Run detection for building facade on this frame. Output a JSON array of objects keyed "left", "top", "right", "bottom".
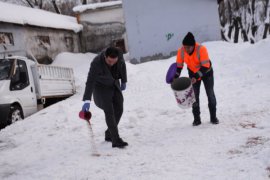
[
  {"left": 122, "top": 0, "right": 221, "bottom": 63},
  {"left": 0, "top": 2, "right": 82, "bottom": 64},
  {"left": 74, "top": 1, "right": 127, "bottom": 53}
]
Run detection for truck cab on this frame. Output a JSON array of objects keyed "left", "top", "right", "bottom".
[{"left": 0, "top": 56, "right": 38, "bottom": 128}]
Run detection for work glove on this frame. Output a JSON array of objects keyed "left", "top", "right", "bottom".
[
  {"left": 170, "top": 73, "right": 180, "bottom": 83},
  {"left": 120, "top": 82, "right": 126, "bottom": 91},
  {"left": 82, "top": 101, "right": 90, "bottom": 112},
  {"left": 174, "top": 73, "right": 180, "bottom": 79},
  {"left": 191, "top": 77, "right": 197, "bottom": 84}
]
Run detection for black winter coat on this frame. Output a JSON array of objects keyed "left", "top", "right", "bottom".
[{"left": 82, "top": 51, "right": 127, "bottom": 107}]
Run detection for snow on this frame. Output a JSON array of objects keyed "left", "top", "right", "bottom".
[
  {"left": 73, "top": 1, "right": 122, "bottom": 13},
  {"left": 0, "top": 39, "right": 270, "bottom": 179},
  {"left": 0, "top": 2, "right": 82, "bottom": 33}
]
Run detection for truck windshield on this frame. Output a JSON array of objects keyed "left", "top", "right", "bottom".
[{"left": 0, "top": 59, "right": 14, "bottom": 80}]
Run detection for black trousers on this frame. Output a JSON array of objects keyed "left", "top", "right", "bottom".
[
  {"left": 101, "top": 90, "right": 123, "bottom": 141},
  {"left": 190, "top": 70, "right": 217, "bottom": 120}
]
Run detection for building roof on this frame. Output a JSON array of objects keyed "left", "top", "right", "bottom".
[
  {"left": 0, "top": 2, "right": 82, "bottom": 33},
  {"left": 73, "top": 1, "right": 122, "bottom": 13}
]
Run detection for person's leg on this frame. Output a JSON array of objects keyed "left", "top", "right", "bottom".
[
  {"left": 104, "top": 91, "right": 127, "bottom": 148},
  {"left": 103, "top": 105, "right": 120, "bottom": 142},
  {"left": 192, "top": 80, "right": 202, "bottom": 126},
  {"left": 105, "top": 91, "right": 123, "bottom": 141},
  {"left": 202, "top": 72, "right": 219, "bottom": 124},
  {"left": 113, "top": 90, "right": 124, "bottom": 125}
]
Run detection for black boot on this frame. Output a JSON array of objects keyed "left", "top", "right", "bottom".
[
  {"left": 192, "top": 117, "right": 201, "bottom": 126},
  {"left": 209, "top": 106, "right": 219, "bottom": 124},
  {"left": 105, "top": 137, "right": 112, "bottom": 142},
  {"left": 105, "top": 130, "right": 112, "bottom": 142},
  {"left": 192, "top": 102, "right": 201, "bottom": 126},
  {"left": 210, "top": 117, "right": 219, "bottom": 124},
  {"left": 112, "top": 138, "right": 128, "bottom": 148}
]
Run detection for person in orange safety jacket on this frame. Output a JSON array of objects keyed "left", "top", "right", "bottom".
[{"left": 174, "top": 32, "right": 219, "bottom": 126}]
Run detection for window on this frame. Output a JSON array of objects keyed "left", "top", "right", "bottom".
[
  {"left": 37, "top": 36, "right": 50, "bottom": 49},
  {"left": 113, "top": 39, "right": 126, "bottom": 53},
  {"left": 10, "top": 60, "right": 29, "bottom": 91},
  {"left": 0, "top": 59, "right": 14, "bottom": 80},
  {"left": 0, "top": 32, "right": 14, "bottom": 45},
  {"left": 65, "top": 37, "right": 74, "bottom": 50}
]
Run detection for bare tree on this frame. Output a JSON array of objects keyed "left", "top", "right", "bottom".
[
  {"left": 51, "top": 0, "right": 61, "bottom": 14},
  {"left": 218, "top": 0, "right": 270, "bottom": 43},
  {"left": 24, "top": 0, "right": 34, "bottom": 7},
  {"left": 39, "top": 0, "right": 43, "bottom": 9},
  {"left": 23, "top": 0, "right": 45, "bottom": 9},
  {"left": 23, "top": 0, "right": 43, "bottom": 8},
  {"left": 263, "top": 0, "right": 270, "bottom": 38},
  {"left": 81, "top": 0, "right": 112, "bottom": 4}
]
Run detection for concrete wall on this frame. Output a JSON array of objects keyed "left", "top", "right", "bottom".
[
  {"left": 24, "top": 26, "right": 80, "bottom": 64},
  {"left": 0, "top": 24, "right": 26, "bottom": 57},
  {"left": 0, "top": 22, "right": 80, "bottom": 64},
  {"left": 79, "top": 8, "right": 125, "bottom": 23},
  {"left": 122, "top": 0, "right": 221, "bottom": 63},
  {"left": 78, "top": 5, "right": 127, "bottom": 53}
]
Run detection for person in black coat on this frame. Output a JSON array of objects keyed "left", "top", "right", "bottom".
[{"left": 82, "top": 47, "right": 128, "bottom": 148}]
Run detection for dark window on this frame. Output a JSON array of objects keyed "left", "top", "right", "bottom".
[
  {"left": 0, "top": 59, "right": 14, "bottom": 80},
  {"left": 113, "top": 39, "right": 126, "bottom": 53},
  {"left": 0, "top": 32, "right": 14, "bottom": 45},
  {"left": 65, "top": 37, "right": 74, "bottom": 50},
  {"left": 37, "top": 36, "right": 50, "bottom": 49},
  {"left": 10, "top": 60, "right": 29, "bottom": 91}
]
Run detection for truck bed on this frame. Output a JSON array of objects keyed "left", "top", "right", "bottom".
[{"left": 33, "top": 65, "right": 76, "bottom": 99}]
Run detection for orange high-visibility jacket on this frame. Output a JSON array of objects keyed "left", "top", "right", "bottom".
[{"left": 176, "top": 43, "right": 211, "bottom": 75}]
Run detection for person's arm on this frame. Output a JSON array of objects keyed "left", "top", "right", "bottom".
[
  {"left": 119, "top": 59, "right": 127, "bottom": 90},
  {"left": 117, "top": 49, "right": 127, "bottom": 84},
  {"left": 120, "top": 60, "right": 127, "bottom": 83},
  {"left": 175, "top": 48, "right": 184, "bottom": 78},
  {"left": 194, "top": 46, "right": 212, "bottom": 79},
  {"left": 82, "top": 60, "right": 98, "bottom": 101},
  {"left": 174, "top": 67, "right": 182, "bottom": 78},
  {"left": 194, "top": 63, "right": 211, "bottom": 79}
]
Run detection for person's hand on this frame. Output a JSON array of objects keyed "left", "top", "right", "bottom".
[
  {"left": 82, "top": 102, "right": 90, "bottom": 112},
  {"left": 174, "top": 73, "right": 180, "bottom": 79},
  {"left": 191, "top": 77, "right": 197, "bottom": 84},
  {"left": 120, "top": 83, "right": 126, "bottom": 91}
]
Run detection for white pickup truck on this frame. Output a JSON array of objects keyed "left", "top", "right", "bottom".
[{"left": 0, "top": 56, "right": 76, "bottom": 128}]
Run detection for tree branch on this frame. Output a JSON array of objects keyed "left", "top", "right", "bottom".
[
  {"left": 24, "top": 0, "right": 34, "bottom": 8},
  {"left": 52, "top": 0, "right": 61, "bottom": 14}
]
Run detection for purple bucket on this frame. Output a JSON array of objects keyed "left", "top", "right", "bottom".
[{"left": 166, "top": 62, "right": 177, "bottom": 84}]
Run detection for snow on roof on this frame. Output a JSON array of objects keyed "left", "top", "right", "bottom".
[
  {"left": 73, "top": 1, "right": 122, "bottom": 13},
  {"left": 0, "top": 2, "right": 82, "bottom": 33}
]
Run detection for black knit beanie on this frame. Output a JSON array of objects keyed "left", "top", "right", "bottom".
[{"left": 182, "top": 32, "right": 195, "bottom": 46}]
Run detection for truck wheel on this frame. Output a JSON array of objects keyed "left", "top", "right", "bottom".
[{"left": 8, "top": 105, "right": 23, "bottom": 125}]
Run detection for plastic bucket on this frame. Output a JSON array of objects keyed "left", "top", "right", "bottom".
[
  {"left": 171, "top": 77, "right": 195, "bottom": 109},
  {"left": 166, "top": 62, "right": 177, "bottom": 84}
]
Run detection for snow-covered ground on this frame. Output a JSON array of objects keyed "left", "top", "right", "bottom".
[{"left": 0, "top": 39, "right": 270, "bottom": 180}]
